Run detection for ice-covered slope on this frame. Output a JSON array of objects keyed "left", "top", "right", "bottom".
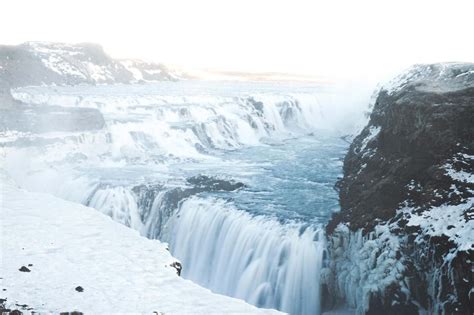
[{"left": 0, "top": 172, "right": 281, "bottom": 314}]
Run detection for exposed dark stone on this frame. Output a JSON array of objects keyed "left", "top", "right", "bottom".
[
  {"left": 366, "top": 288, "right": 418, "bottom": 315},
  {"left": 75, "top": 286, "right": 84, "bottom": 293},
  {"left": 328, "top": 81, "right": 474, "bottom": 232},
  {"left": 326, "top": 63, "right": 474, "bottom": 314},
  {"left": 18, "top": 266, "right": 30, "bottom": 272},
  {"left": 170, "top": 261, "right": 182, "bottom": 276},
  {"left": 186, "top": 175, "right": 245, "bottom": 191},
  {"left": 0, "top": 298, "right": 23, "bottom": 315}
]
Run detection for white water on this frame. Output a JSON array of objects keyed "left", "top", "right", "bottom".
[
  {"left": 165, "top": 197, "right": 325, "bottom": 315},
  {"left": 87, "top": 185, "right": 144, "bottom": 232},
  {"left": 3, "top": 81, "right": 372, "bottom": 315},
  {"left": 77, "top": 179, "right": 328, "bottom": 315},
  {"left": 59, "top": 179, "right": 328, "bottom": 314}
]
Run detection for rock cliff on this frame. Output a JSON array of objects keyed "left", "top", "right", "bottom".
[{"left": 324, "top": 63, "right": 474, "bottom": 315}]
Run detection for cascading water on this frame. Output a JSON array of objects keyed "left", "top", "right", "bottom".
[
  {"left": 81, "top": 182, "right": 328, "bottom": 315},
  {"left": 3, "top": 81, "right": 371, "bottom": 315},
  {"left": 164, "top": 197, "right": 325, "bottom": 315}
]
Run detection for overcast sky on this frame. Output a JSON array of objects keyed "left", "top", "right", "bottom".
[{"left": 1, "top": 0, "right": 473, "bottom": 81}]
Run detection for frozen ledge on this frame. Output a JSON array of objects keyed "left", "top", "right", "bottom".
[{"left": 0, "top": 172, "right": 281, "bottom": 314}]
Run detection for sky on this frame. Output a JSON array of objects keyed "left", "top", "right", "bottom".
[{"left": 1, "top": 0, "right": 473, "bottom": 81}]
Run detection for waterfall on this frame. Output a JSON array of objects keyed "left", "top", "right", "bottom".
[
  {"left": 163, "top": 197, "right": 325, "bottom": 315},
  {"left": 4, "top": 82, "right": 363, "bottom": 315},
  {"left": 81, "top": 183, "right": 326, "bottom": 314}
]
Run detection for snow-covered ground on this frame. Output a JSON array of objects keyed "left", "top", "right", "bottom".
[{"left": 0, "top": 171, "right": 281, "bottom": 314}]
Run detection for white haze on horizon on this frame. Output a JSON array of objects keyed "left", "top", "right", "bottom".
[{"left": 1, "top": 0, "right": 473, "bottom": 83}]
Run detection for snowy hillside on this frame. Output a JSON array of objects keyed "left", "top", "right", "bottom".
[
  {"left": 0, "top": 42, "right": 178, "bottom": 88},
  {"left": 0, "top": 171, "right": 280, "bottom": 314}
]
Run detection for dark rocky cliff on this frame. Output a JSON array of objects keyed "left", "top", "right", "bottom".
[{"left": 324, "top": 63, "right": 474, "bottom": 315}]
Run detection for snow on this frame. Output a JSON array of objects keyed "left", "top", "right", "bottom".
[
  {"left": 41, "top": 55, "right": 86, "bottom": 79},
  {"left": 380, "top": 63, "right": 474, "bottom": 95},
  {"left": 359, "top": 126, "right": 380, "bottom": 153},
  {"left": 120, "top": 60, "right": 144, "bottom": 81},
  {"left": 380, "top": 64, "right": 432, "bottom": 95},
  {"left": 445, "top": 167, "right": 474, "bottom": 183},
  {"left": 443, "top": 156, "right": 474, "bottom": 183},
  {"left": 0, "top": 171, "right": 281, "bottom": 314},
  {"left": 145, "top": 69, "right": 163, "bottom": 75},
  {"left": 455, "top": 70, "right": 474, "bottom": 78},
  {"left": 86, "top": 62, "right": 113, "bottom": 82},
  {"left": 405, "top": 198, "right": 474, "bottom": 252}
]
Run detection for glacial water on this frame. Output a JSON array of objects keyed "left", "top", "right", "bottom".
[
  {"left": 4, "top": 81, "right": 370, "bottom": 315},
  {"left": 162, "top": 134, "right": 347, "bottom": 315}
]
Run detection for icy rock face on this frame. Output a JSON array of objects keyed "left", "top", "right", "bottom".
[{"left": 325, "top": 63, "right": 474, "bottom": 314}]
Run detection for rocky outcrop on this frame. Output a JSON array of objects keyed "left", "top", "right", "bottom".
[{"left": 324, "top": 63, "right": 474, "bottom": 314}]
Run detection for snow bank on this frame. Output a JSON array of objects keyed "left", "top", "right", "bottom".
[{"left": 0, "top": 171, "right": 281, "bottom": 314}]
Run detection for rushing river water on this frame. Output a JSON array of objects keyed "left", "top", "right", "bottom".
[
  {"left": 4, "top": 81, "right": 369, "bottom": 314},
  {"left": 163, "top": 134, "right": 347, "bottom": 315}
]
